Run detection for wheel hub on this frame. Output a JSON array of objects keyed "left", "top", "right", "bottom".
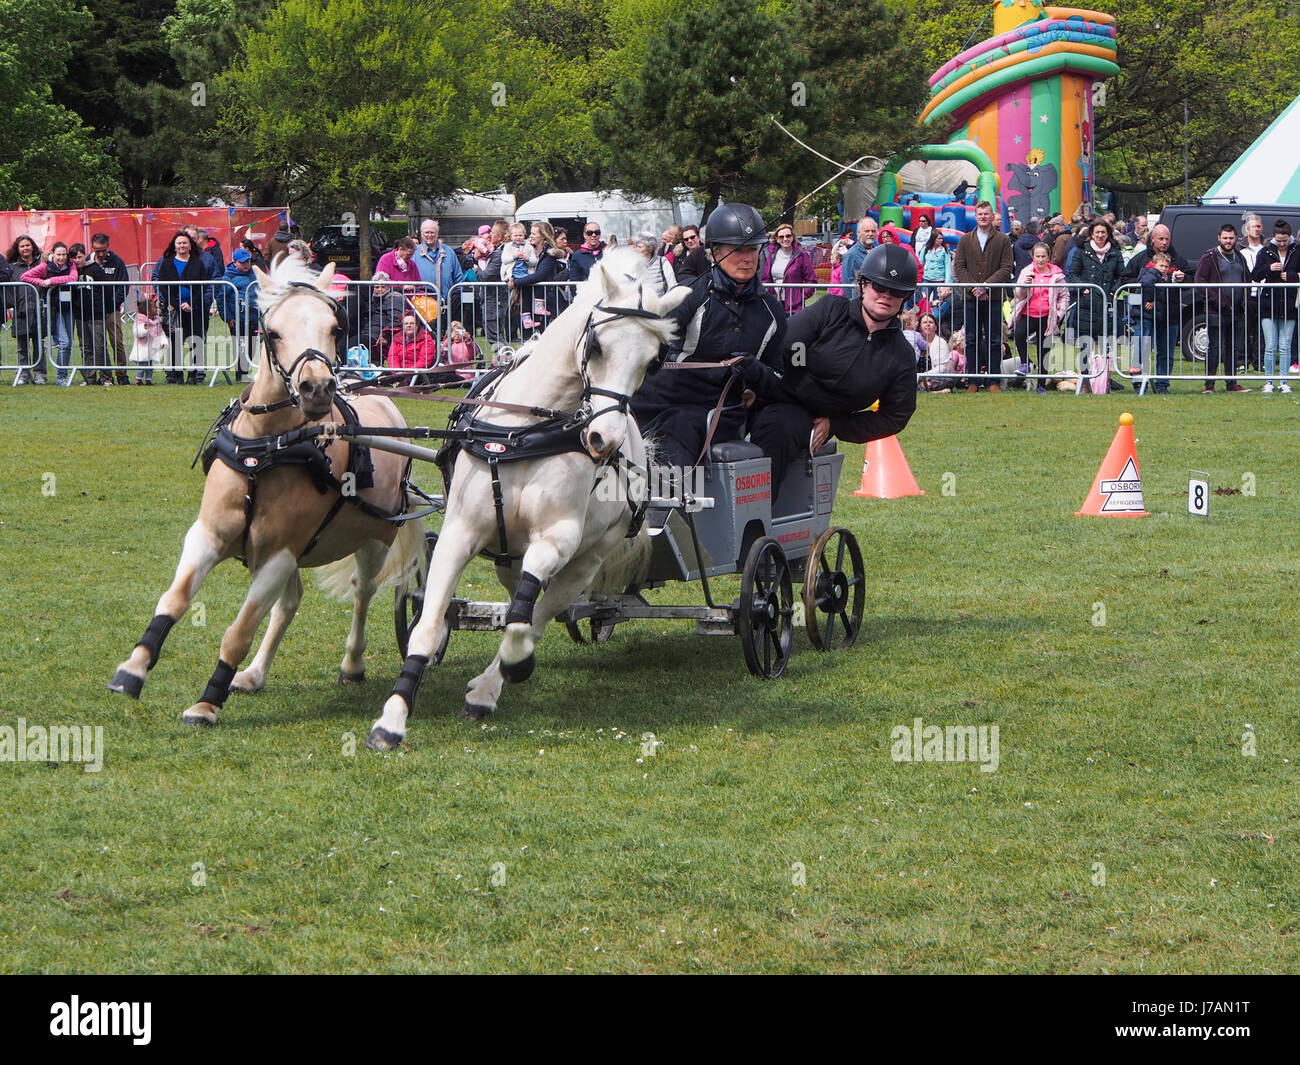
[{"left": 817, "top": 571, "right": 848, "bottom": 613}]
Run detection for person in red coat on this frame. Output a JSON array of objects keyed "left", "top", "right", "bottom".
[
  {"left": 760, "top": 223, "right": 817, "bottom": 315},
  {"left": 386, "top": 314, "right": 436, "bottom": 370}
]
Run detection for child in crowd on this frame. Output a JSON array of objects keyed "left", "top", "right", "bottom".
[
  {"left": 440, "top": 320, "right": 480, "bottom": 380},
  {"left": 499, "top": 222, "right": 537, "bottom": 284},
  {"left": 1139, "top": 251, "right": 1177, "bottom": 394},
  {"left": 900, "top": 309, "right": 928, "bottom": 371},
  {"left": 128, "top": 293, "right": 168, "bottom": 384}
]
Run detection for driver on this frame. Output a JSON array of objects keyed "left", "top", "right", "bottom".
[
  {"left": 745, "top": 244, "right": 919, "bottom": 494},
  {"left": 631, "top": 202, "right": 786, "bottom": 470}
]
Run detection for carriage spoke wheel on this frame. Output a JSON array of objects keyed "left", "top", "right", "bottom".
[
  {"left": 564, "top": 614, "right": 617, "bottom": 644},
  {"left": 803, "top": 527, "right": 864, "bottom": 651},
  {"left": 394, "top": 531, "right": 447, "bottom": 662},
  {"left": 738, "top": 537, "right": 794, "bottom": 679}
]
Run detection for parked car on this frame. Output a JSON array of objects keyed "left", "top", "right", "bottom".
[
  {"left": 310, "top": 225, "right": 390, "bottom": 277},
  {"left": 1157, "top": 201, "right": 1300, "bottom": 360}
]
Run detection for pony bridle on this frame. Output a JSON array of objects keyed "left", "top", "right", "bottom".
[
  {"left": 259, "top": 281, "right": 346, "bottom": 405},
  {"left": 574, "top": 296, "right": 669, "bottom": 450}
]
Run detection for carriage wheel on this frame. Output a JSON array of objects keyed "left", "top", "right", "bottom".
[
  {"left": 802, "top": 527, "right": 865, "bottom": 652},
  {"left": 564, "top": 616, "right": 617, "bottom": 645},
  {"left": 738, "top": 537, "right": 794, "bottom": 679},
  {"left": 394, "top": 531, "right": 448, "bottom": 662}
]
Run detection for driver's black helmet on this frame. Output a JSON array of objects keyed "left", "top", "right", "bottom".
[
  {"left": 855, "top": 243, "right": 918, "bottom": 295},
  {"left": 705, "top": 203, "right": 768, "bottom": 248}
]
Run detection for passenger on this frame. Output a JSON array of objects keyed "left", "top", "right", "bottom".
[
  {"left": 631, "top": 202, "right": 786, "bottom": 471},
  {"left": 744, "top": 245, "right": 919, "bottom": 495}
]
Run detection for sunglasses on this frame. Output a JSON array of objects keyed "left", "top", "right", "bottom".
[
  {"left": 866, "top": 280, "right": 909, "bottom": 299},
  {"left": 585, "top": 229, "right": 600, "bottom": 236}
]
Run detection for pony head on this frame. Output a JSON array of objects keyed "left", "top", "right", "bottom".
[
  {"left": 575, "top": 247, "right": 688, "bottom": 460},
  {"left": 253, "top": 256, "right": 345, "bottom": 419}
]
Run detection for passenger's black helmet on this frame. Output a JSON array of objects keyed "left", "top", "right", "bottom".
[
  {"left": 705, "top": 203, "right": 768, "bottom": 248},
  {"left": 855, "top": 243, "right": 918, "bottom": 295}
]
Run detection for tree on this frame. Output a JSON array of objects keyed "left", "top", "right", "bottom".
[
  {"left": 460, "top": 0, "right": 615, "bottom": 199},
  {"left": 790, "top": 0, "right": 929, "bottom": 216},
  {"left": 597, "top": 0, "right": 800, "bottom": 222},
  {"left": 1090, "top": 0, "right": 1300, "bottom": 207},
  {"left": 162, "top": 0, "right": 282, "bottom": 206},
  {"left": 0, "top": 0, "right": 124, "bottom": 207},
  {"left": 51, "top": 0, "right": 183, "bottom": 206},
  {"left": 220, "top": 0, "right": 480, "bottom": 276}
]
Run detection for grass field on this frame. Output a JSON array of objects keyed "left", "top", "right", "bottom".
[{"left": 1, "top": 383, "right": 1297, "bottom": 973}]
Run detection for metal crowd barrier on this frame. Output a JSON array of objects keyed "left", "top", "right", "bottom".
[
  {"left": 8, "top": 270, "right": 1300, "bottom": 398},
  {"left": 1111, "top": 281, "right": 1300, "bottom": 393}
]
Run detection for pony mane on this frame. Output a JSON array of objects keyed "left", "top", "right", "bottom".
[
  {"left": 257, "top": 255, "right": 334, "bottom": 317},
  {"left": 578, "top": 247, "right": 681, "bottom": 346}
]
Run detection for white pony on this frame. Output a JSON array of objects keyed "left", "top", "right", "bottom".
[{"left": 366, "top": 248, "right": 689, "bottom": 748}]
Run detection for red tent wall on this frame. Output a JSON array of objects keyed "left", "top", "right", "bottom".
[{"left": 1, "top": 207, "right": 288, "bottom": 275}]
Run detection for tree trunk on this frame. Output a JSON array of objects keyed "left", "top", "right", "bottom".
[{"left": 358, "top": 189, "right": 373, "bottom": 280}]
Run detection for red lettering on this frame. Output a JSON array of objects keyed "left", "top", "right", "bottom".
[
  {"left": 778, "top": 529, "right": 810, "bottom": 544},
  {"left": 735, "top": 472, "right": 772, "bottom": 491}
]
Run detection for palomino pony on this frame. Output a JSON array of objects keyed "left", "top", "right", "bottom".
[
  {"left": 109, "top": 258, "right": 423, "bottom": 724},
  {"left": 366, "top": 248, "right": 689, "bottom": 748}
]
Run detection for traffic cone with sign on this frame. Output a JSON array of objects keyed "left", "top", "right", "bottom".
[
  {"left": 853, "top": 435, "right": 924, "bottom": 498},
  {"left": 1075, "top": 412, "right": 1149, "bottom": 517}
]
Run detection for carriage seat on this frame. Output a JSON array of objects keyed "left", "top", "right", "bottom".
[{"left": 708, "top": 440, "right": 765, "bottom": 462}]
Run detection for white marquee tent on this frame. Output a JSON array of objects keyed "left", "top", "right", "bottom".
[{"left": 1205, "top": 96, "right": 1300, "bottom": 203}]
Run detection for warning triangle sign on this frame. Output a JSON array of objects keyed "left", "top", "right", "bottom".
[{"left": 1098, "top": 456, "right": 1145, "bottom": 513}]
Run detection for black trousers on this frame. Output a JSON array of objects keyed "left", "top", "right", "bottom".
[
  {"left": 634, "top": 400, "right": 746, "bottom": 469},
  {"left": 1205, "top": 310, "right": 1244, "bottom": 386},
  {"left": 962, "top": 294, "right": 1000, "bottom": 376},
  {"left": 748, "top": 401, "right": 813, "bottom": 497}
]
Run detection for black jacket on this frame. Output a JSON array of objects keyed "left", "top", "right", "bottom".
[
  {"left": 1012, "top": 232, "right": 1039, "bottom": 276},
  {"left": 1067, "top": 242, "right": 1123, "bottom": 334},
  {"left": 673, "top": 245, "right": 712, "bottom": 284},
  {"left": 1252, "top": 242, "right": 1300, "bottom": 321},
  {"left": 1121, "top": 243, "right": 1189, "bottom": 283},
  {"left": 632, "top": 265, "right": 786, "bottom": 410},
  {"left": 777, "top": 295, "right": 916, "bottom": 444},
  {"left": 1194, "top": 246, "right": 1250, "bottom": 314},
  {"left": 80, "top": 250, "right": 131, "bottom": 314}
]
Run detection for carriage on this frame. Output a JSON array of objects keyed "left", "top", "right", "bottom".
[{"left": 392, "top": 437, "right": 865, "bottom": 681}]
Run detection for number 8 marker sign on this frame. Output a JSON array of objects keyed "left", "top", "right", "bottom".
[{"left": 1188, "top": 471, "right": 1209, "bottom": 517}]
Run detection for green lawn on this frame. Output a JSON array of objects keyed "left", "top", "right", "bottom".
[{"left": 0, "top": 384, "right": 1297, "bottom": 973}]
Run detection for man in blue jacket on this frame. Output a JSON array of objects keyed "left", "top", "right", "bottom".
[
  {"left": 414, "top": 219, "right": 464, "bottom": 325},
  {"left": 215, "top": 249, "right": 259, "bottom": 382}
]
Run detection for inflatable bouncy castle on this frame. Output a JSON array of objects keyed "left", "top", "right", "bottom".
[{"left": 867, "top": 2, "right": 1118, "bottom": 243}]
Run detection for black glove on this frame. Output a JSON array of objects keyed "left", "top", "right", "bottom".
[{"left": 737, "top": 355, "right": 781, "bottom": 397}]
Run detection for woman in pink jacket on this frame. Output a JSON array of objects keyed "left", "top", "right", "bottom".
[
  {"left": 22, "top": 242, "right": 79, "bottom": 386},
  {"left": 760, "top": 224, "right": 817, "bottom": 314},
  {"left": 1010, "top": 242, "right": 1072, "bottom": 392}
]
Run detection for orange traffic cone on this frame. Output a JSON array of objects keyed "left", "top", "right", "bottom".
[
  {"left": 853, "top": 435, "right": 924, "bottom": 498},
  {"left": 1075, "top": 412, "right": 1150, "bottom": 517}
]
